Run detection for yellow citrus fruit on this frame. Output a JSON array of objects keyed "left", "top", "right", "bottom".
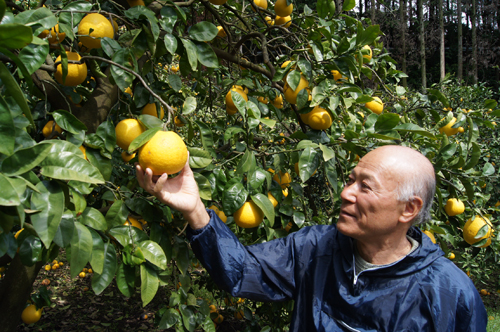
[
  {"left": 233, "top": 85, "right": 249, "bottom": 94},
  {"left": 44, "top": 265, "right": 51, "bottom": 271},
  {"left": 253, "top": 0, "right": 268, "bottom": 10},
  {"left": 124, "top": 216, "right": 143, "bottom": 230},
  {"left": 365, "top": 97, "right": 384, "bottom": 115},
  {"left": 21, "top": 305, "right": 42, "bottom": 324},
  {"left": 444, "top": 198, "right": 465, "bottom": 216},
  {"left": 141, "top": 103, "right": 164, "bottom": 119},
  {"left": 480, "top": 289, "right": 488, "bottom": 296},
  {"left": 273, "top": 171, "right": 291, "bottom": 188},
  {"left": 127, "top": 0, "right": 146, "bottom": 6},
  {"left": 83, "top": 268, "right": 88, "bottom": 273},
  {"left": 495, "top": 201, "right": 500, "bottom": 207},
  {"left": 275, "top": 15, "right": 292, "bottom": 28},
  {"left": 174, "top": 116, "right": 185, "bottom": 127},
  {"left": 265, "top": 16, "right": 274, "bottom": 25},
  {"left": 79, "top": 272, "right": 86, "bottom": 278},
  {"left": 213, "top": 314, "right": 224, "bottom": 324},
  {"left": 258, "top": 96, "right": 269, "bottom": 104},
  {"left": 209, "top": 305, "right": 218, "bottom": 313},
  {"left": 78, "top": 13, "right": 114, "bottom": 49},
  {"left": 88, "top": 268, "right": 93, "bottom": 273},
  {"left": 52, "top": 264, "right": 59, "bottom": 270},
  {"left": 79, "top": 145, "right": 88, "bottom": 160},
  {"left": 282, "top": 188, "right": 288, "bottom": 197},
  {"left": 422, "top": 230, "right": 436, "bottom": 244},
  {"left": 361, "top": 45, "right": 372, "bottom": 61},
  {"left": 274, "top": 0, "right": 293, "bottom": 16},
  {"left": 208, "top": 205, "right": 220, "bottom": 214},
  {"left": 458, "top": 126, "right": 464, "bottom": 133},
  {"left": 439, "top": 117, "right": 459, "bottom": 136},
  {"left": 42, "top": 120, "right": 63, "bottom": 138},
  {"left": 235, "top": 310, "right": 245, "bottom": 320},
  {"left": 272, "top": 94, "right": 284, "bottom": 109},
  {"left": 300, "top": 112, "right": 310, "bottom": 124},
  {"left": 234, "top": 201, "right": 264, "bottom": 228},
  {"left": 284, "top": 75, "right": 309, "bottom": 104},
  {"left": 52, "top": 260, "right": 58, "bottom": 265},
  {"left": 121, "top": 151, "right": 136, "bottom": 162},
  {"left": 209, "top": 0, "right": 228, "bottom": 5},
  {"left": 448, "top": 252, "right": 455, "bottom": 260},
  {"left": 463, "top": 216, "right": 493, "bottom": 247},
  {"left": 217, "top": 26, "right": 226, "bottom": 38},
  {"left": 281, "top": 60, "right": 292, "bottom": 69},
  {"left": 115, "top": 119, "right": 145, "bottom": 150},
  {"left": 218, "top": 210, "right": 228, "bottom": 223},
  {"left": 139, "top": 131, "right": 188, "bottom": 175},
  {"left": 15, "top": 228, "right": 24, "bottom": 239},
  {"left": 54, "top": 52, "right": 87, "bottom": 87},
  {"left": 124, "top": 87, "right": 133, "bottom": 96},
  {"left": 268, "top": 192, "right": 278, "bottom": 207},
  {"left": 307, "top": 106, "right": 333, "bottom": 130},
  {"left": 285, "top": 221, "right": 293, "bottom": 232},
  {"left": 226, "top": 87, "right": 248, "bottom": 111},
  {"left": 331, "top": 70, "right": 343, "bottom": 81},
  {"left": 46, "top": 24, "right": 66, "bottom": 44}
]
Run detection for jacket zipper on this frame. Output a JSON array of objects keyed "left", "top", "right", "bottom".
[{"left": 352, "top": 253, "right": 406, "bottom": 285}]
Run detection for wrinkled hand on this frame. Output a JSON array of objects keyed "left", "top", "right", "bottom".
[{"left": 135, "top": 157, "right": 210, "bottom": 229}]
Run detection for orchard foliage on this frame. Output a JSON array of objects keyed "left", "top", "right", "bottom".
[{"left": 0, "top": 0, "right": 499, "bottom": 330}]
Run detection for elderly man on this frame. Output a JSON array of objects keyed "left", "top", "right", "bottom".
[{"left": 136, "top": 145, "right": 487, "bottom": 331}]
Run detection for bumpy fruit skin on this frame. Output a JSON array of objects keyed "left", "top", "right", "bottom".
[
  {"left": 21, "top": 305, "right": 42, "bottom": 324},
  {"left": 78, "top": 13, "right": 114, "bottom": 49},
  {"left": 234, "top": 201, "right": 264, "bottom": 228},
  {"left": 444, "top": 198, "right": 465, "bottom": 216},
  {"left": 423, "top": 230, "right": 436, "bottom": 244},
  {"left": 284, "top": 75, "right": 309, "bottom": 104},
  {"left": 54, "top": 52, "right": 88, "bottom": 87},
  {"left": 139, "top": 131, "right": 188, "bottom": 175},
  {"left": 365, "top": 97, "right": 384, "bottom": 115},
  {"left": 274, "top": 0, "right": 293, "bottom": 16},
  {"left": 307, "top": 106, "right": 333, "bottom": 130},
  {"left": 273, "top": 171, "right": 291, "bottom": 188},
  {"left": 439, "top": 117, "right": 459, "bottom": 136},
  {"left": 115, "top": 119, "right": 145, "bottom": 150},
  {"left": 463, "top": 216, "right": 493, "bottom": 247}
]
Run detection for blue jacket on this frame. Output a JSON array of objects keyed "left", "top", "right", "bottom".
[{"left": 188, "top": 210, "right": 487, "bottom": 331}]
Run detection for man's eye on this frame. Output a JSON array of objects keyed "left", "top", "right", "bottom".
[{"left": 361, "top": 183, "right": 370, "bottom": 189}]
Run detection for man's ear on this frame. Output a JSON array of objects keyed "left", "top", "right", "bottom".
[{"left": 399, "top": 196, "right": 423, "bottom": 224}]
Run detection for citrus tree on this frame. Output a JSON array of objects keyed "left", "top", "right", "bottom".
[{"left": 0, "top": 0, "right": 499, "bottom": 330}]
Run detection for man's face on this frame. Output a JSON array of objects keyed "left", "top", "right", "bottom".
[{"left": 337, "top": 150, "right": 407, "bottom": 241}]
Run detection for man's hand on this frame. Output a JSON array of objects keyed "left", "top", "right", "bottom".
[{"left": 135, "top": 158, "right": 210, "bottom": 229}]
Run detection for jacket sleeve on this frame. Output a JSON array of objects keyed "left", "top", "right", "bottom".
[
  {"left": 454, "top": 286, "right": 488, "bottom": 332},
  {"left": 187, "top": 209, "right": 296, "bottom": 302}
]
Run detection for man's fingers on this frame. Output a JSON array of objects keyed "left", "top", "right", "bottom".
[{"left": 154, "top": 173, "right": 169, "bottom": 197}]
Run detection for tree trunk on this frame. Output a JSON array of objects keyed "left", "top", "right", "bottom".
[
  {"left": 439, "top": 0, "right": 445, "bottom": 81},
  {"left": 418, "top": 0, "right": 427, "bottom": 88},
  {"left": 0, "top": 255, "right": 44, "bottom": 332},
  {"left": 471, "top": 0, "right": 478, "bottom": 84},
  {"left": 401, "top": 0, "right": 408, "bottom": 87},
  {"left": 458, "top": 0, "right": 463, "bottom": 80},
  {"left": 371, "top": 0, "right": 375, "bottom": 23}
]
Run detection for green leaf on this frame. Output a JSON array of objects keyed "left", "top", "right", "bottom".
[
  {"left": 236, "top": 149, "right": 256, "bottom": 175},
  {"left": 260, "top": 118, "right": 276, "bottom": 128},
  {"left": 18, "top": 40, "right": 50, "bottom": 75},
  {"left": 182, "top": 96, "right": 197, "bottom": 115},
  {"left": 128, "top": 127, "right": 161, "bottom": 153},
  {"left": 173, "top": 237, "right": 190, "bottom": 274},
  {"left": 137, "top": 240, "right": 167, "bottom": 269},
  {"left": 317, "top": 0, "right": 330, "bottom": 19},
  {"left": 188, "top": 147, "right": 212, "bottom": 168},
  {"left": 80, "top": 207, "right": 107, "bottom": 231},
  {"left": 70, "top": 222, "right": 93, "bottom": 278},
  {"left": 249, "top": 168, "right": 268, "bottom": 190},
  {"left": 105, "top": 200, "right": 129, "bottom": 229},
  {"left": 293, "top": 211, "right": 305, "bottom": 227},
  {"left": 19, "top": 235, "right": 43, "bottom": 267},
  {"left": 367, "top": 130, "right": 401, "bottom": 140},
  {"left": 116, "top": 262, "right": 136, "bottom": 298},
  {"left": 374, "top": 113, "right": 400, "bottom": 131},
  {"left": 59, "top": 1, "right": 92, "bottom": 28},
  {"left": 108, "top": 226, "right": 148, "bottom": 247},
  {"left": 0, "top": 0, "right": 5, "bottom": 22},
  {"left": 189, "top": 21, "right": 218, "bottom": 41},
  {"left": 0, "top": 173, "right": 20, "bottom": 206},
  {"left": 427, "top": 88, "right": 450, "bottom": 108},
  {"left": 394, "top": 123, "right": 436, "bottom": 139},
  {"left": 0, "top": 24, "right": 32, "bottom": 49},
  {"left": 356, "top": 25, "right": 380, "bottom": 47},
  {"left": 141, "top": 263, "right": 159, "bottom": 307},
  {"left": 222, "top": 180, "right": 248, "bottom": 215},
  {"left": 298, "top": 147, "right": 321, "bottom": 182},
  {"left": 482, "top": 163, "right": 495, "bottom": 176},
  {"left": 89, "top": 228, "right": 105, "bottom": 275},
  {"left": 193, "top": 173, "right": 212, "bottom": 200},
  {"left": 0, "top": 63, "right": 34, "bottom": 128},
  {"left": 39, "top": 150, "right": 105, "bottom": 184},
  {"left": 194, "top": 121, "right": 215, "bottom": 155},
  {"left": 319, "top": 144, "right": 335, "bottom": 161},
  {"left": 53, "top": 211, "right": 75, "bottom": 248},
  {"left": 52, "top": 109, "right": 88, "bottom": 134},
  {"left": 463, "top": 142, "right": 480, "bottom": 170},
  {"left": 85, "top": 148, "right": 112, "bottom": 181},
  {"left": 159, "top": 309, "right": 181, "bottom": 329},
  {"left": 251, "top": 193, "right": 275, "bottom": 227},
  {"left": 163, "top": 33, "right": 178, "bottom": 55},
  {"left": 484, "top": 99, "right": 497, "bottom": 110},
  {"left": 91, "top": 242, "right": 117, "bottom": 295},
  {"left": 325, "top": 158, "right": 338, "bottom": 193},
  {"left": 30, "top": 181, "right": 64, "bottom": 248},
  {"left": 101, "top": 38, "right": 122, "bottom": 58},
  {"left": 111, "top": 48, "right": 137, "bottom": 92},
  {"left": 180, "top": 38, "right": 198, "bottom": 71},
  {"left": 0, "top": 95, "right": 14, "bottom": 156},
  {"left": 459, "top": 177, "right": 475, "bottom": 202},
  {"left": 125, "top": 6, "right": 160, "bottom": 42},
  {"left": 467, "top": 117, "right": 479, "bottom": 144},
  {"left": 342, "top": 0, "right": 356, "bottom": 11},
  {"left": 159, "top": 6, "right": 178, "bottom": 33},
  {"left": 195, "top": 42, "right": 219, "bottom": 68},
  {"left": 286, "top": 70, "right": 301, "bottom": 91}
]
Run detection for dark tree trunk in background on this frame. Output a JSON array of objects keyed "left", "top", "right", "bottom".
[
  {"left": 471, "top": 0, "right": 478, "bottom": 84},
  {"left": 401, "top": 0, "right": 408, "bottom": 87},
  {"left": 418, "top": 0, "right": 427, "bottom": 88},
  {"left": 439, "top": 0, "right": 445, "bottom": 81},
  {"left": 458, "top": 0, "right": 463, "bottom": 80}
]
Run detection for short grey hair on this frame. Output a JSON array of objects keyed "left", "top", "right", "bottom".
[{"left": 396, "top": 165, "right": 436, "bottom": 225}]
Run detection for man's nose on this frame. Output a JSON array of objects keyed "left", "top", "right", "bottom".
[{"left": 340, "top": 182, "right": 356, "bottom": 203}]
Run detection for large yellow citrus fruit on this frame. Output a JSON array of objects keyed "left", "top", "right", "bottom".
[
  {"left": 141, "top": 103, "right": 164, "bottom": 119},
  {"left": 268, "top": 192, "right": 278, "bottom": 207},
  {"left": 226, "top": 87, "right": 248, "bottom": 111},
  {"left": 115, "top": 119, "right": 145, "bottom": 150},
  {"left": 439, "top": 117, "right": 459, "bottom": 136},
  {"left": 275, "top": 15, "right": 292, "bottom": 28},
  {"left": 463, "top": 216, "right": 493, "bottom": 247},
  {"left": 217, "top": 26, "right": 226, "bottom": 38},
  {"left": 274, "top": 0, "right": 293, "bottom": 16},
  {"left": 444, "top": 198, "right": 465, "bottom": 216},
  {"left": 45, "top": 24, "right": 66, "bottom": 44},
  {"left": 331, "top": 70, "right": 343, "bottom": 81},
  {"left": 209, "top": 0, "right": 228, "bottom": 5},
  {"left": 307, "top": 106, "right": 333, "bottom": 130},
  {"left": 361, "top": 45, "right": 372, "bottom": 61},
  {"left": 139, "top": 131, "right": 188, "bottom": 175},
  {"left": 124, "top": 216, "right": 143, "bottom": 230},
  {"left": 253, "top": 0, "right": 268, "bottom": 10},
  {"left": 78, "top": 13, "right": 114, "bottom": 49},
  {"left": 42, "top": 120, "right": 62, "bottom": 138},
  {"left": 284, "top": 75, "right": 309, "bottom": 104},
  {"left": 21, "top": 305, "right": 42, "bottom": 324},
  {"left": 365, "top": 96, "right": 384, "bottom": 115},
  {"left": 54, "top": 52, "right": 87, "bottom": 87},
  {"left": 272, "top": 94, "right": 283, "bottom": 109},
  {"left": 423, "top": 230, "right": 436, "bottom": 244},
  {"left": 273, "top": 171, "right": 291, "bottom": 188},
  {"left": 234, "top": 201, "right": 264, "bottom": 228}
]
